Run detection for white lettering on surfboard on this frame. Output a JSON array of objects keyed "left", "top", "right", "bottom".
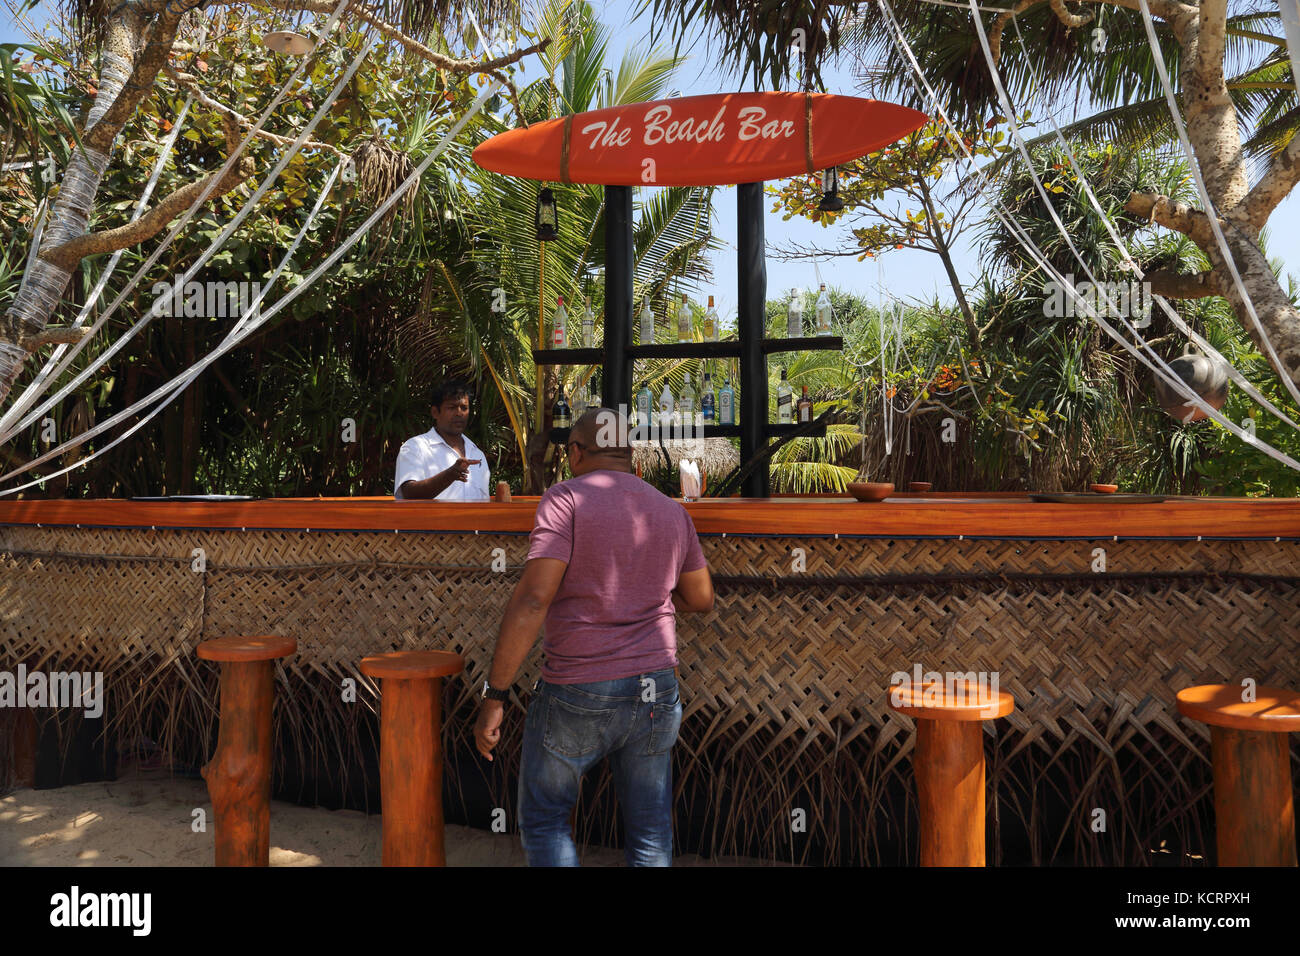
[{"left": 577, "top": 103, "right": 795, "bottom": 151}]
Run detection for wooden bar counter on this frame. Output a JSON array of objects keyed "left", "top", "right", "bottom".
[
  {"left": 3, "top": 492, "right": 1299, "bottom": 864},
  {"left": 3, "top": 491, "right": 1300, "bottom": 538}
]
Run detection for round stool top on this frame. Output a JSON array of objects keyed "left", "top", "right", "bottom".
[
  {"left": 1175, "top": 684, "right": 1300, "bottom": 733},
  {"left": 197, "top": 635, "right": 296, "bottom": 662},
  {"left": 360, "top": 649, "right": 465, "bottom": 680},
  {"left": 887, "top": 680, "right": 1015, "bottom": 721}
]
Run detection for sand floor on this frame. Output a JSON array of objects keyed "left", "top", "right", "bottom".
[{"left": 0, "top": 767, "right": 764, "bottom": 867}]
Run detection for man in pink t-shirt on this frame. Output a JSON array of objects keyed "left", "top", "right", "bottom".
[{"left": 473, "top": 407, "right": 714, "bottom": 866}]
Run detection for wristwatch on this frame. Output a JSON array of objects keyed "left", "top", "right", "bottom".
[{"left": 481, "top": 680, "right": 510, "bottom": 702}]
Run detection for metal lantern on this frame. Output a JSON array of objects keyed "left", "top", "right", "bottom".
[
  {"left": 535, "top": 186, "right": 558, "bottom": 241},
  {"left": 817, "top": 167, "right": 844, "bottom": 212},
  {"left": 264, "top": 6, "right": 316, "bottom": 56},
  {"left": 1153, "top": 348, "right": 1230, "bottom": 422}
]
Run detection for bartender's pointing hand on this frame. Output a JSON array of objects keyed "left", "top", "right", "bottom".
[
  {"left": 449, "top": 457, "right": 481, "bottom": 482},
  {"left": 475, "top": 701, "right": 504, "bottom": 760}
]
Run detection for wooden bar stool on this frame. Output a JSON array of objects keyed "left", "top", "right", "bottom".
[
  {"left": 360, "top": 650, "right": 465, "bottom": 866},
  {"left": 197, "top": 634, "right": 296, "bottom": 867},
  {"left": 1176, "top": 684, "right": 1300, "bottom": 866},
  {"left": 888, "top": 679, "right": 1015, "bottom": 866}
]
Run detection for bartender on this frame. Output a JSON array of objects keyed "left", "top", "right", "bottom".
[{"left": 394, "top": 379, "right": 491, "bottom": 501}]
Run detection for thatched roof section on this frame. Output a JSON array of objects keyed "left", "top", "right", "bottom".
[{"left": 631, "top": 437, "right": 738, "bottom": 475}]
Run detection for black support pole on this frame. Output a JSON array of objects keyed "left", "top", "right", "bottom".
[
  {"left": 737, "top": 182, "right": 768, "bottom": 498},
  {"left": 603, "top": 185, "right": 633, "bottom": 415}
]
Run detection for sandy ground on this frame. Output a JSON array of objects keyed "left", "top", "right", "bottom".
[{"left": 0, "top": 767, "right": 763, "bottom": 867}]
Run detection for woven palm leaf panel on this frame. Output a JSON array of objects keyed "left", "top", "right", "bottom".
[{"left": 2, "top": 524, "right": 1297, "bottom": 864}]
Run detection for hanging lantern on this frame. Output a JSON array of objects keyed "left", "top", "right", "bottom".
[
  {"left": 817, "top": 167, "right": 844, "bottom": 212},
  {"left": 535, "top": 186, "right": 559, "bottom": 241},
  {"left": 1153, "top": 347, "right": 1229, "bottom": 422},
  {"left": 264, "top": 7, "right": 316, "bottom": 56}
]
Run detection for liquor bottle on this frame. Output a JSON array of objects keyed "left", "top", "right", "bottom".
[
  {"left": 703, "top": 295, "right": 718, "bottom": 341},
  {"left": 719, "top": 377, "right": 735, "bottom": 425},
  {"left": 658, "top": 382, "right": 675, "bottom": 429},
  {"left": 815, "top": 283, "right": 833, "bottom": 335},
  {"left": 573, "top": 380, "right": 588, "bottom": 414},
  {"left": 787, "top": 293, "right": 803, "bottom": 338},
  {"left": 552, "top": 296, "right": 568, "bottom": 348},
  {"left": 777, "top": 368, "right": 793, "bottom": 424},
  {"left": 701, "top": 370, "right": 715, "bottom": 424},
  {"left": 582, "top": 296, "right": 595, "bottom": 347},
  {"left": 553, "top": 389, "right": 572, "bottom": 429},
  {"left": 797, "top": 385, "right": 813, "bottom": 423},
  {"left": 587, "top": 373, "right": 601, "bottom": 412},
  {"left": 640, "top": 296, "right": 654, "bottom": 344},
  {"left": 679, "top": 372, "right": 696, "bottom": 427},
  {"left": 677, "top": 293, "right": 691, "bottom": 343},
  {"left": 637, "top": 381, "right": 653, "bottom": 427}
]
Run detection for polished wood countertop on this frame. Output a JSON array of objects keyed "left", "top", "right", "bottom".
[{"left": 2, "top": 492, "right": 1300, "bottom": 538}]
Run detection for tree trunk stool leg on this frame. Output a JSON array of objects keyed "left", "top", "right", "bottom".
[
  {"left": 1177, "top": 684, "right": 1300, "bottom": 867},
  {"left": 915, "top": 718, "right": 985, "bottom": 866},
  {"left": 888, "top": 679, "right": 1016, "bottom": 867},
  {"left": 197, "top": 635, "right": 296, "bottom": 867},
  {"left": 361, "top": 650, "right": 465, "bottom": 867}
]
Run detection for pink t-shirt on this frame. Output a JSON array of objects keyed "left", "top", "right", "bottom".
[{"left": 526, "top": 469, "right": 708, "bottom": 683}]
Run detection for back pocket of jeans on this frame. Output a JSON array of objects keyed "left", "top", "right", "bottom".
[
  {"left": 543, "top": 695, "right": 615, "bottom": 758},
  {"left": 647, "top": 688, "right": 682, "bottom": 754}
]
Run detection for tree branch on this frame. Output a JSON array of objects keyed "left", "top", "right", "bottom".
[
  {"left": 215, "top": 0, "right": 550, "bottom": 75},
  {"left": 989, "top": 0, "right": 1194, "bottom": 63},
  {"left": 86, "top": 6, "right": 186, "bottom": 153},
  {"left": 1241, "top": 133, "right": 1300, "bottom": 232},
  {"left": 1123, "top": 191, "right": 1215, "bottom": 246},
  {"left": 17, "top": 325, "right": 94, "bottom": 351},
  {"left": 1142, "top": 268, "right": 1223, "bottom": 298},
  {"left": 165, "top": 64, "right": 345, "bottom": 156},
  {"left": 40, "top": 153, "right": 258, "bottom": 271}
]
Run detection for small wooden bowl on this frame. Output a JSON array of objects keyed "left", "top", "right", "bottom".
[
  {"left": 1089, "top": 483, "right": 1118, "bottom": 494},
  {"left": 847, "top": 482, "right": 894, "bottom": 502},
  {"left": 909, "top": 482, "right": 932, "bottom": 493}
]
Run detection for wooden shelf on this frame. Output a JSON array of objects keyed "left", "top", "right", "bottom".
[
  {"left": 766, "top": 422, "right": 827, "bottom": 437},
  {"left": 627, "top": 341, "right": 742, "bottom": 359},
  {"left": 535, "top": 338, "right": 841, "bottom": 365},
  {"left": 532, "top": 348, "right": 604, "bottom": 366},
  {"left": 763, "top": 336, "right": 843, "bottom": 354},
  {"left": 549, "top": 422, "right": 823, "bottom": 443}
]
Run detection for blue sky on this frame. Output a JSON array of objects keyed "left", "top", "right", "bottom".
[{"left": 4, "top": 0, "right": 1298, "bottom": 325}]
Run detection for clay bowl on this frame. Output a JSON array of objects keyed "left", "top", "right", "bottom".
[
  {"left": 847, "top": 482, "right": 894, "bottom": 502},
  {"left": 1089, "top": 483, "right": 1118, "bottom": 494},
  {"left": 908, "top": 482, "right": 932, "bottom": 493}
]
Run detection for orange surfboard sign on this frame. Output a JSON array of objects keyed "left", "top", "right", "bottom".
[{"left": 472, "top": 91, "right": 929, "bottom": 187}]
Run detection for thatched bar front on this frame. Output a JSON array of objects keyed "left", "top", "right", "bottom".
[{"left": 3, "top": 493, "right": 1300, "bottom": 864}]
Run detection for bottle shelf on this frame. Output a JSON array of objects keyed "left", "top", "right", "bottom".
[
  {"left": 534, "top": 337, "right": 841, "bottom": 365},
  {"left": 627, "top": 341, "right": 742, "bottom": 359},
  {"left": 763, "top": 336, "right": 843, "bottom": 354},
  {"left": 532, "top": 347, "right": 605, "bottom": 366},
  {"left": 547, "top": 422, "right": 825, "bottom": 444}
]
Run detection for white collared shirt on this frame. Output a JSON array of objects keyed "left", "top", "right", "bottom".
[{"left": 394, "top": 427, "right": 491, "bottom": 501}]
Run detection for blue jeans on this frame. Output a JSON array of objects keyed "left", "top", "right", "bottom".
[{"left": 518, "top": 669, "right": 682, "bottom": 866}]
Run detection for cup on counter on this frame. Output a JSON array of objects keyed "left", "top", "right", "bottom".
[
  {"left": 680, "top": 460, "right": 703, "bottom": 501},
  {"left": 494, "top": 481, "right": 512, "bottom": 502}
]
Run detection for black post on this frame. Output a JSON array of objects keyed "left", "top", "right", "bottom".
[
  {"left": 603, "top": 185, "right": 633, "bottom": 416},
  {"left": 737, "top": 182, "right": 768, "bottom": 498}
]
